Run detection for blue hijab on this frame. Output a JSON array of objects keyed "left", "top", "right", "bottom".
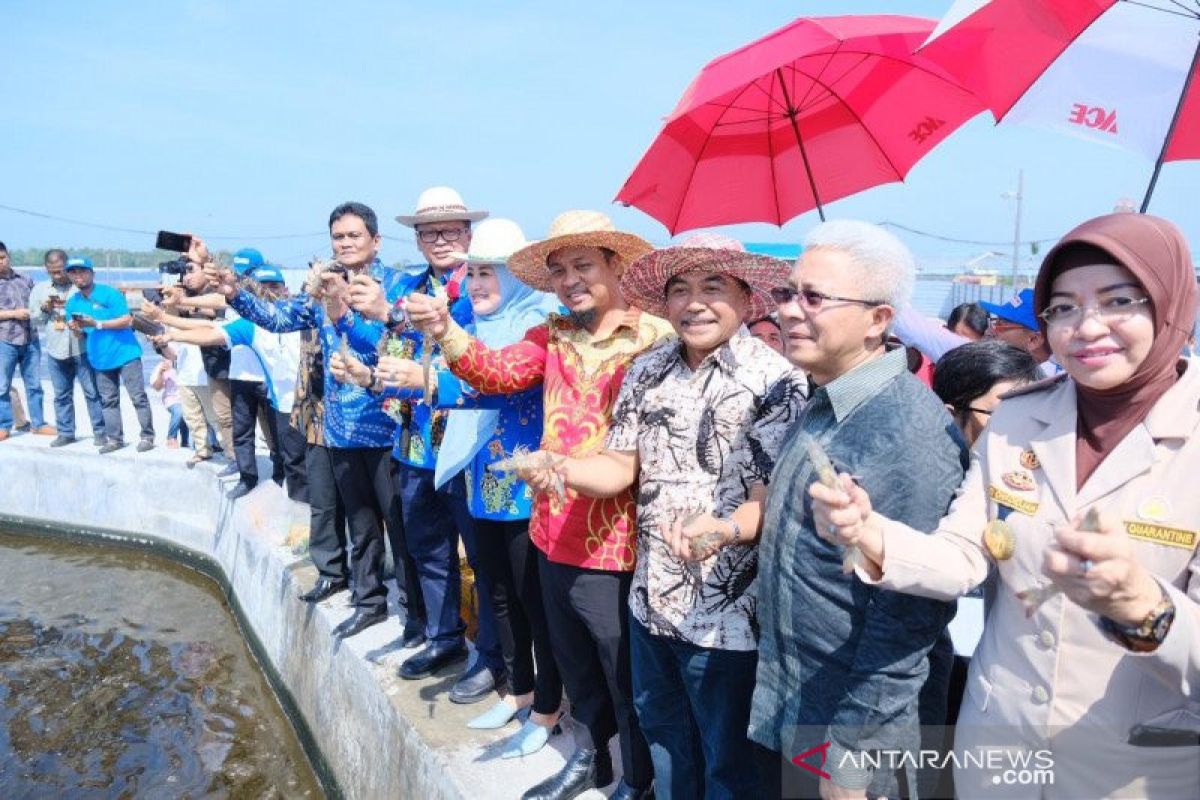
[{"left": 434, "top": 263, "right": 562, "bottom": 488}]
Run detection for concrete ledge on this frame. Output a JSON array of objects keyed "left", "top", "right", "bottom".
[{"left": 0, "top": 433, "right": 595, "bottom": 799}]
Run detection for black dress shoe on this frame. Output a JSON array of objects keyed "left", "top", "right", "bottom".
[
  {"left": 331, "top": 608, "right": 387, "bottom": 639},
  {"left": 521, "top": 747, "right": 613, "bottom": 800},
  {"left": 608, "top": 778, "right": 653, "bottom": 800},
  {"left": 398, "top": 641, "right": 467, "bottom": 680},
  {"left": 298, "top": 578, "right": 348, "bottom": 603},
  {"left": 401, "top": 619, "right": 427, "bottom": 649},
  {"left": 449, "top": 662, "right": 502, "bottom": 704},
  {"left": 50, "top": 435, "right": 76, "bottom": 448}
]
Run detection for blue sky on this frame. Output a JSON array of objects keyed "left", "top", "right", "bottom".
[{"left": 2, "top": 0, "right": 1197, "bottom": 271}]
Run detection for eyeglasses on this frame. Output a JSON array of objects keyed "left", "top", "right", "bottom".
[
  {"left": 1037, "top": 296, "right": 1151, "bottom": 328},
  {"left": 768, "top": 286, "right": 883, "bottom": 311},
  {"left": 416, "top": 227, "right": 467, "bottom": 244}
]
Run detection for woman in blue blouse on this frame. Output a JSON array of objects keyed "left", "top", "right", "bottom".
[{"left": 363, "top": 220, "right": 565, "bottom": 757}]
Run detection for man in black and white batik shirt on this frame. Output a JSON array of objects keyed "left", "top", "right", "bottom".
[{"left": 546, "top": 233, "right": 807, "bottom": 798}]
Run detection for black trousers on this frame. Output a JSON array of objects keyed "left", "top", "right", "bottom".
[
  {"left": 306, "top": 443, "right": 347, "bottom": 584},
  {"left": 539, "top": 553, "right": 651, "bottom": 788},
  {"left": 231, "top": 379, "right": 282, "bottom": 485},
  {"left": 273, "top": 410, "right": 308, "bottom": 503},
  {"left": 328, "top": 447, "right": 392, "bottom": 612},
  {"left": 474, "top": 519, "right": 561, "bottom": 714}
]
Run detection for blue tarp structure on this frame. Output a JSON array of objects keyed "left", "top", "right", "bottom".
[{"left": 744, "top": 242, "right": 802, "bottom": 259}]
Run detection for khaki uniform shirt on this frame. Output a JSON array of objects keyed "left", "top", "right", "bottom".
[{"left": 872, "top": 360, "right": 1200, "bottom": 798}]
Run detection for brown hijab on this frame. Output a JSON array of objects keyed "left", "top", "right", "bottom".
[{"left": 1034, "top": 213, "right": 1198, "bottom": 489}]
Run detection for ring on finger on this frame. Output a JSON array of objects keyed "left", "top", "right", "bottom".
[
  {"left": 826, "top": 524, "right": 839, "bottom": 538},
  {"left": 1079, "top": 558, "right": 1094, "bottom": 576}
]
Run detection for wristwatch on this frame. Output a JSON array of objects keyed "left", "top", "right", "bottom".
[{"left": 1099, "top": 592, "right": 1176, "bottom": 652}]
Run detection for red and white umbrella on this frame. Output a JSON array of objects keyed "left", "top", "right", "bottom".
[{"left": 921, "top": 0, "right": 1200, "bottom": 210}]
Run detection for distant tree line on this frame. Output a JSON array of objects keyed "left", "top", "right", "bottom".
[{"left": 6, "top": 247, "right": 234, "bottom": 269}]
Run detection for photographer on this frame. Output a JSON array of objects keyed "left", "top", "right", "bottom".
[
  {"left": 63, "top": 256, "right": 154, "bottom": 453},
  {"left": 29, "top": 248, "right": 104, "bottom": 446},
  {"left": 152, "top": 255, "right": 235, "bottom": 465},
  {"left": 153, "top": 265, "right": 303, "bottom": 502}
]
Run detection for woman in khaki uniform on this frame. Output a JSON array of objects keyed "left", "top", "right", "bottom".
[{"left": 811, "top": 212, "right": 1199, "bottom": 798}]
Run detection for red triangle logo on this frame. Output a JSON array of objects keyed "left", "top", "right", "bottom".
[{"left": 791, "top": 741, "right": 832, "bottom": 780}]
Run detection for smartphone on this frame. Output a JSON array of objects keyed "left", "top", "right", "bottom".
[
  {"left": 155, "top": 230, "right": 193, "bottom": 253},
  {"left": 141, "top": 288, "right": 165, "bottom": 304}
]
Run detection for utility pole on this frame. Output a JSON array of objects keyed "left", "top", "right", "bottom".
[{"left": 1010, "top": 169, "right": 1023, "bottom": 289}]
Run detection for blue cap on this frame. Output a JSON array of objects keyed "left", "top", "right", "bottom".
[
  {"left": 65, "top": 256, "right": 94, "bottom": 271},
  {"left": 250, "top": 265, "right": 285, "bottom": 284},
  {"left": 980, "top": 288, "right": 1038, "bottom": 332},
  {"left": 232, "top": 247, "right": 264, "bottom": 274}
]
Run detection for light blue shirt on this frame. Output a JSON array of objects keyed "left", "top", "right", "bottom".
[{"left": 65, "top": 284, "right": 141, "bottom": 371}]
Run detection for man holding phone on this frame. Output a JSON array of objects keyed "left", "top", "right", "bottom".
[
  {"left": 64, "top": 256, "right": 155, "bottom": 453},
  {"left": 209, "top": 202, "right": 421, "bottom": 641},
  {"left": 28, "top": 248, "right": 105, "bottom": 446}
]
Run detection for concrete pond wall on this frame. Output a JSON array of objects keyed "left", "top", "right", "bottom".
[{"left": 0, "top": 433, "right": 594, "bottom": 799}]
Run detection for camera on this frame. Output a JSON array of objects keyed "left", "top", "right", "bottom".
[{"left": 158, "top": 256, "right": 190, "bottom": 276}]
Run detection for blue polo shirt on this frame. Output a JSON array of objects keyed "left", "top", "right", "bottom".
[{"left": 65, "top": 284, "right": 141, "bottom": 371}]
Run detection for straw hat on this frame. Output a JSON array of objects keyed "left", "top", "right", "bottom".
[
  {"left": 448, "top": 218, "right": 528, "bottom": 264},
  {"left": 507, "top": 210, "right": 654, "bottom": 292},
  {"left": 395, "top": 186, "right": 489, "bottom": 227},
  {"left": 620, "top": 232, "right": 791, "bottom": 320}
]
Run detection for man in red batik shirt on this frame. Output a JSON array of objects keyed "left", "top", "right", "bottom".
[{"left": 405, "top": 211, "right": 672, "bottom": 800}]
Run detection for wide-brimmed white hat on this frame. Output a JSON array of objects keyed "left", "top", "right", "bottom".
[
  {"left": 395, "top": 186, "right": 489, "bottom": 227},
  {"left": 507, "top": 210, "right": 654, "bottom": 292},
  {"left": 448, "top": 218, "right": 528, "bottom": 264},
  {"left": 621, "top": 232, "right": 791, "bottom": 320}
]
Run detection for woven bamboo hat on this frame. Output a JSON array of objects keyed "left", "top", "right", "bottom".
[
  {"left": 507, "top": 210, "right": 654, "bottom": 292},
  {"left": 620, "top": 232, "right": 791, "bottom": 319}
]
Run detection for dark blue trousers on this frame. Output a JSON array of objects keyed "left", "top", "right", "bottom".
[
  {"left": 395, "top": 462, "right": 503, "bottom": 673},
  {"left": 630, "top": 617, "right": 761, "bottom": 800}
]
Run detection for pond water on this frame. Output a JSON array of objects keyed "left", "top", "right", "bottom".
[{"left": 0, "top": 530, "right": 321, "bottom": 798}]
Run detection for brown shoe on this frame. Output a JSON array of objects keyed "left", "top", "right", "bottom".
[{"left": 33, "top": 425, "right": 57, "bottom": 436}]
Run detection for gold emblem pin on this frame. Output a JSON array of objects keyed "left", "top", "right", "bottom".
[
  {"left": 1019, "top": 449, "right": 1040, "bottom": 471},
  {"left": 1002, "top": 471, "right": 1036, "bottom": 492},
  {"left": 1137, "top": 496, "right": 1171, "bottom": 523},
  {"left": 984, "top": 519, "right": 1016, "bottom": 561}
]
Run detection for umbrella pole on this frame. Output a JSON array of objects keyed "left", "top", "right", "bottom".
[
  {"left": 1141, "top": 36, "right": 1200, "bottom": 213},
  {"left": 776, "top": 68, "right": 826, "bottom": 222}
]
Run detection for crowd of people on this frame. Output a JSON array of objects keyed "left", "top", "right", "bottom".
[{"left": 1, "top": 191, "right": 1197, "bottom": 800}]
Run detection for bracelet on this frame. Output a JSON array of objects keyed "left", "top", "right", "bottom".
[
  {"left": 725, "top": 518, "right": 743, "bottom": 544},
  {"left": 97, "top": 319, "right": 104, "bottom": 330},
  {"left": 366, "top": 365, "right": 378, "bottom": 390}
]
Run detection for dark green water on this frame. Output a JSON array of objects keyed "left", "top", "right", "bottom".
[{"left": 0, "top": 530, "right": 321, "bottom": 798}]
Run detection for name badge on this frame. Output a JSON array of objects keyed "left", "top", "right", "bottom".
[
  {"left": 988, "top": 485, "right": 1039, "bottom": 517},
  {"left": 1124, "top": 521, "right": 1198, "bottom": 551}
]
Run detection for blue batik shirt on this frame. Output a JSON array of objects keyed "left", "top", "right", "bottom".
[
  {"left": 367, "top": 266, "right": 474, "bottom": 469},
  {"left": 227, "top": 260, "right": 396, "bottom": 449}
]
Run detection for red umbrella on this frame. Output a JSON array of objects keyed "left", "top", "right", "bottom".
[
  {"left": 615, "top": 15, "right": 986, "bottom": 234},
  {"left": 920, "top": 0, "right": 1200, "bottom": 210}
]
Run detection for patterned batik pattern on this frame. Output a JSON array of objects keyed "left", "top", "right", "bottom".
[
  {"left": 607, "top": 335, "right": 808, "bottom": 650},
  {"left": 442, "top": 310, "right": 675, "bottom": 571}
]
